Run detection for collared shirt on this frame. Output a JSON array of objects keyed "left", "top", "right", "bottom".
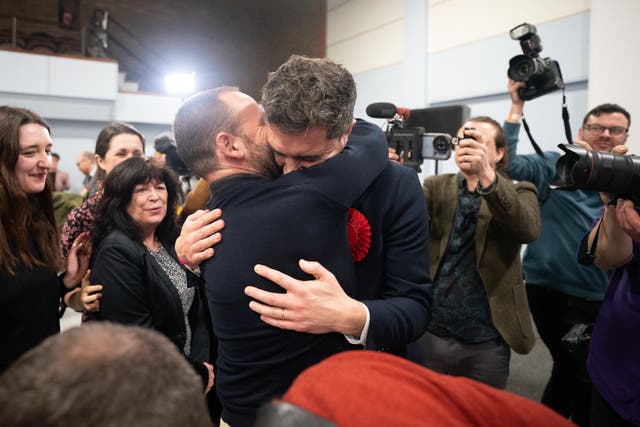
[{"left": 427, "top": 174, "right": 499, "bottom": 344}]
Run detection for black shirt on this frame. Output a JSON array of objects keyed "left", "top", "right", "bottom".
[
  {"left": 201, "top": 120, "right": 388, "bottom": 427},
  {"left": 0, "top": 263, "right": 63, "bottom": 373},
  {"left": 428, "top": 174, "right": 499, "bottom": 344}
]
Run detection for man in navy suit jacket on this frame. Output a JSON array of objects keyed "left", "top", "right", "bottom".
[{"left": 177, "top": 55, "right": 432, "bottom": 357}]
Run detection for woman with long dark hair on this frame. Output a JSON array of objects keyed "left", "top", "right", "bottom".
[{"left": 0, "top": 106, "right": 90, "bottom": 373}]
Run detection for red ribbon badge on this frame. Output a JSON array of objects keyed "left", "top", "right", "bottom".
[{"left": 347, "top": 208, "right": 371, "bottom": 263}]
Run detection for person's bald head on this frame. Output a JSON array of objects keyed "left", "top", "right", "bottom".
[
  {"left": 76, "top": 150, "right": 95, "bottom": 174},
  {"left": 0, "top": 323, "right": 211, "bottom": 427}
]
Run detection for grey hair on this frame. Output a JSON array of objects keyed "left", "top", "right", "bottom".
[{"left": 261, "top": 55, "right": 356, "bottom": 139}]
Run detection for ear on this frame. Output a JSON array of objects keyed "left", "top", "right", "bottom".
[
  {"left": 214, "top": 132, "right": 244, "bottom": 160},
  {"left": 621, "top": 131, "right": 629, "bottom": 145},
  {"left": 578, "top": 127, "right": 584, "bottom": 141},
  {"left": 95, "top": 154, "right": 106, "bottom": 171},
  {"left": 338, "top": 119, "right": 356, "bottom": 147},
  {"left": 495, "top": 146, "right": 505, "bottom": 166}
]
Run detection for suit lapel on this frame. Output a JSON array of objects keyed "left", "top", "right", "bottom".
[
  {"left": 144, "top": 248, "right": 184, "bottom": 316},
  {"left": 475, "top": 197, "right": 492, "bottom": 265},
  {"left": 437, "top": 175, "right": 459, "bottom": 264}
]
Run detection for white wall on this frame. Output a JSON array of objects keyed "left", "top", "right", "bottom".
[
  {"left": 589, "top": 0, "right": 640, "bottom": 155},
  {"left": 328, "top": 0, "right": 640, "bottom": 181},
  {"left": 0, "top": 50, "right": 184, "bottom": 194},
  {"left": 327, "top": 0, "right": 405, "bottom": 74},
  {"left": 340, "top": 10, "right": 590, "bottom": 178},
  {"left": 327, "top": 0, "right": 590, "bottom": 71},
  {"left": 0, "top": 51, "right": 118, "bottom": 99},
  {"left": 426, "top": 13, "right": 589, "bottom": 103},
  {"left": 428, "top": 0, "right": 589, "bottom": 53},
  {"left": 49, "top": 120, "right": 171, "bottom": 194}
]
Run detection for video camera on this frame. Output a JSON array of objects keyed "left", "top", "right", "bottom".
[
  {"left": 508, "top": 23, "right": 565, "bottom": 101},
  {"left": 552, "top": 144, "right": 640, "bottom": 206},
  {"left": 366, "top": 102, "right": 458, "bottom": 172}
]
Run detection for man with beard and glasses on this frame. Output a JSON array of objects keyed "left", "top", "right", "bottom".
[
  {"left": 173, "top": 79, "right": 389, "bottom": 426},
  {"left": 504, "top": 78, "right": 630, "bottom": 426}
]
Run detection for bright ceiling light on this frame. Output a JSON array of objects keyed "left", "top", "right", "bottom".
[{"left": 164, "top": 72, "right": 196, "bottom": 95}]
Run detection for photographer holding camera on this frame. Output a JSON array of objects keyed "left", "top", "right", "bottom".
[
  {"left": 505, "top": 78, "right": 631, "bottom": 425},
  {"left": 420, "top": 116, "right": 539, "bottom": 389},
  {"left": 580, "top": 149, "right": 640, "bottom": 426}
]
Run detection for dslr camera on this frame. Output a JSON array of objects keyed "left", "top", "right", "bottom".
[
  {"left": 508, "top": 23, "right": 565, "bottom": 100},
  {"left": 366, "top": 102, "right": 456, "bottom": 172},
  {"left": 552, "top": 143, "right": 640, "bottom": 206}
]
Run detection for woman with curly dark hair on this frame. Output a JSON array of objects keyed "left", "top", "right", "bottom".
[
  {"left": 60, "top": 122, "right": 145, "bottom": 311},
  {"left": 90, "top": 156, "right": 216, "bottom": 405}
]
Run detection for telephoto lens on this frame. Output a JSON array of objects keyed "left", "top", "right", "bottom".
[{"left": 552, "top": 144, "right": 640, "bottom": 194}]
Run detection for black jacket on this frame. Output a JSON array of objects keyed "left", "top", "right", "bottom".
[
  {"left": 91, "top": 229, "right": 213, "bottom": 380},
  {"left": 201, "top": 119, "right": 390, "bottom": 427},
  {"left": 0, "top": 263, "right": 65, "bottom": 373}
]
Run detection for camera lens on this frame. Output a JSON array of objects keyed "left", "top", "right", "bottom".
[
  {"left": 508, "top": 55, "right": 535, "bottom": 82},
  {"left": 433, "top": 135, "right": 451, "bottom": 153},
  {"left": 516, "top": 61, "right": 533, "bottom": 78},
  {"left": 553, "top": 144, "right": 640, "bottom": 194}
]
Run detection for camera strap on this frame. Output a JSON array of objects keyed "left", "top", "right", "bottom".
[
  {"left": 521, "top": 88, "right": 574, "bottom": 158},
  {"left": 521, "top": 117, "right": 546, "bottom": 158},
  {"left": 562, "top": 89, "right": 574, "bottom": 144},
  {"left": 577, "top": 218, "right": 601, "bottom": 266}
]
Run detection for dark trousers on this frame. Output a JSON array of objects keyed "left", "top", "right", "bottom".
[
  {"left": 420, "top": 330, "right": 511, "bottom": 389},
  {"left": 207, "top": 388, "right": 222, "bottom": 427},
  {"left": 527, "top": 285, "right": 602, "bottom": 427},
  {"left": 591, "top": 387, "right": 637, "bottom": 427}
]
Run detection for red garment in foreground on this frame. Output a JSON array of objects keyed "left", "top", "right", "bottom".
[{"left": 280, "top": 350, "right": 575, "bottom": 427}]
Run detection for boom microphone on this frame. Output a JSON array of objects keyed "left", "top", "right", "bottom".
[{"left": 366, "top": 102, "right": 399, "bottom": 119}]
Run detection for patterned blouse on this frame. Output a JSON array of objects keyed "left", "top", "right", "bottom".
[
  {"left": 147, "top": 243, "right": 195, "bottom": 355},
  {"left": 60, "top": 190, "right": 103, "bottom": 260}
]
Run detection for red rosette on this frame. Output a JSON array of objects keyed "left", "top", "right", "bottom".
[{"left": 347, "top": 208, "right": 371, "bottom": 263}]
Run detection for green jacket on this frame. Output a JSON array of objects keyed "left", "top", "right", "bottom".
[
  {"left": 423, "top": 173, "right": 539, "bottom": 354},
  {"left": 52, "top": 192, "right": 83, "bottom": 235}
]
